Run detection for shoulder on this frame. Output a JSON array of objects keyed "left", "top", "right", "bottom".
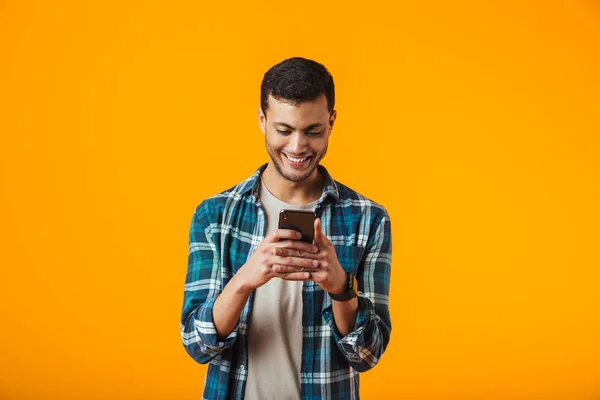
[
  {"left": 332, "top": 180, "right": 392, "bottom": 251},
  {"left": 192, "top": 166, "right": 262, "bottom": 224},
  {"left": 333, "top": 179, "right": 390, "bottom": 222}
]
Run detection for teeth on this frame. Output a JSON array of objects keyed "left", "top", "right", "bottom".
[{"left": 286, "top": 154, "right": 308, "bottom": 163}]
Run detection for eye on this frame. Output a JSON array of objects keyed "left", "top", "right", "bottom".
[
  {"left": 276, "top": 129, "right": 291, "bottom": 135},
  {"left": 307, "top": 131, "right": 323, "bottom": 137}
]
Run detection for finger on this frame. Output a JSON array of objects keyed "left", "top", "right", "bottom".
[
  {"left": 268, "top": 229, "right": 302, "bottom": 242},
  {"left": 273, "top": 256, "right": 319, "bottom": 269},
  {"left": 313, "top": 218, "right": 331, "bottom": 247},
  {"left": 280, "top": 271, "right": 312, "bottom": 281},
  {"left": 313, "top": 218, "right": 322, "bottom": 244},
  {"left": 274, "top": 240, "right": 319, "bottom": 254},
  {"left": 272, "top": 264, "right": 311, "bottom": 274},
  {"left": 275, "top": 247, "right": 320, "bottom": 259}
]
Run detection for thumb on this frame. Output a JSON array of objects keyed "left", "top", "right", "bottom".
[{"left": 314, "top": 217, "right": 325, "bottom": 245}]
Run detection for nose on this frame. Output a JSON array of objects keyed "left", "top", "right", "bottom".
[{"left": 289, "top": 132, "right": 308, "bottom": 154}]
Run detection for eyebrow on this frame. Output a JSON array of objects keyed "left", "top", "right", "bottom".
[{"left": 274, "top": 122, "right": 325, "bottom": 131}]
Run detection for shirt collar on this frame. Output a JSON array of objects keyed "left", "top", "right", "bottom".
[{"left": 240, "top": 162, "right": 340, "bottom": 204}]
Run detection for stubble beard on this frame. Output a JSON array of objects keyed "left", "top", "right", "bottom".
[{"left": 266, "top": 140, "right": 327, "bottom": 183}]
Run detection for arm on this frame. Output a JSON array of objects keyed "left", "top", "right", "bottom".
[
  {"left": 180, "top": 202, "right": 241, "bottom": 364},
  {"left": 181, "top": 204, "right": 317, "bottom": 364},
  {"left": 212, "top": 228, "right": 320, "bottom": 338},
  {"left": 212, "top": 274, "right": 252, "bottom": 339},
  {"left": 322, "top": 210, "right": 392, "bottom": 372},
  {"left": 331, "top": 296, "right": 359, "bottom": 336}
]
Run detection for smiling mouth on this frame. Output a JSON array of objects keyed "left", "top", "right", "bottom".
[{"left": 283, "top": 153, "right": 312, "bottom": 165}]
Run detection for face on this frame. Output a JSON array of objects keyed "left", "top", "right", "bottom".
[{"left": 258, "top": 93, "right": 336, "bottom": 183}]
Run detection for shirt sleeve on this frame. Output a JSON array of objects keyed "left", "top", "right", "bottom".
[
  {"left": 321, "top": 209, "right": 392, "bottom": 372},
  {"left": 180, "top": 201, "right": 239, "bottom": 364}
]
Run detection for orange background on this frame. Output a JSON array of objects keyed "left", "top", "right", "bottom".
[{"left": 1, "top": 1, "right": 599, "bottom": 399}]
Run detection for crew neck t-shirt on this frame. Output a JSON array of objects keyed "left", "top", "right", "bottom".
[{"left": 244, "top": 177, "right": 318, "bottom": 400}]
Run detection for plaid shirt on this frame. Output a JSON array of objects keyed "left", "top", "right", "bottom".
[{"left": 180, "top": 163, "right": 392, "bottom": 400}]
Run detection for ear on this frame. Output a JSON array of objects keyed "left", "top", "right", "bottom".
[
  {"left": 329, "top": 109, "right": 337, "bottom": 133},
  {"left": 257, "top": 106, "right": 266, "bottom": 135}
]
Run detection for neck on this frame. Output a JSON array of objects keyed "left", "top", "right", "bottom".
[{"left": 261, "top": 162, "right": 325, "bottom": 205}]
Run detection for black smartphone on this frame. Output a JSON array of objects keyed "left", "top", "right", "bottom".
[{"left": 278, "top": 209, "right": 316, "bottom": 244}]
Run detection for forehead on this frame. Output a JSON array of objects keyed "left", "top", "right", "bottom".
[{"left": 266, "top": 93, "right": 329, "bottom": 123}]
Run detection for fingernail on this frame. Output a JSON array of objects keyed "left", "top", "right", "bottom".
[
  {"left": 296, "top": 232, "right": 302, "bottom": 238},
  {"left": 273, "top": 265, "right": 280, "bottom": 271},
  {"left": 313, "top": 246, "right": 318, "bottom": 253},
  {"left": 312, "top": 260, "right": 319, "bottom": 267},
  {"left": 304, "top": 272, "right": 310, "bottom": 278}
]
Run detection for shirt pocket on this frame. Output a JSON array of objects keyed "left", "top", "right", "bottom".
[{"left": 333, "top": 244, "right": 365, "bottom": 276}]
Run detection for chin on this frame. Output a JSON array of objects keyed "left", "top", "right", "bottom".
[{"left": 275, "top": 156, "right": 317, "bottom": 182}]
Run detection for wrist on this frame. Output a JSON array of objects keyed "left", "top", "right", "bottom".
[
  {"left": 330, "top": 272, "right": 348, "bottom": 295},
  {"left": 230, "top": 273, "right": 254, "bottom": 297},
  {"left": 328, "top": 272, "right": 358, "bottom": 302}
]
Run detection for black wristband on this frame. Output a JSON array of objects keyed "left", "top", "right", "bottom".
[{"left": 328, "top": 273, "right": 358, "bottom": 302}]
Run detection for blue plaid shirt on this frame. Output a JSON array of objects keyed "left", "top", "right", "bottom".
[{"left": 180, "top": 163, "right": 392, "bottom": 400}]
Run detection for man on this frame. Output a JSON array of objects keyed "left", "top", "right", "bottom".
[{"left": 180, "top": 57, "right": 392, "bottom": 400}]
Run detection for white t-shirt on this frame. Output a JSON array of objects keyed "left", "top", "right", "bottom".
[{"left": 244, "top": 177, "right": 318, "bottom": 400}]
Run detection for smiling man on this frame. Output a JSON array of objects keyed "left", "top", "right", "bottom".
[{"left": 180, "top": 57, "right": 392, "bottom": 400}]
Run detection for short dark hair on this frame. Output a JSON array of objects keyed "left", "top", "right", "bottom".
[{"left": 260, "top": 57, "right": 335, "bottom": 118}]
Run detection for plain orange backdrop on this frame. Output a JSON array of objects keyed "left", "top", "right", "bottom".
[{"left": 1, "top": 1, "right": 599, "bottom": 399}]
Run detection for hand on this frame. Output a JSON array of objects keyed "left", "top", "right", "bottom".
[
  {"left": 235, "top": 228, "right": 320, "bottom": 291},
  {"left": 281, "top": 218, "right": 347, "bottom": 294}
]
